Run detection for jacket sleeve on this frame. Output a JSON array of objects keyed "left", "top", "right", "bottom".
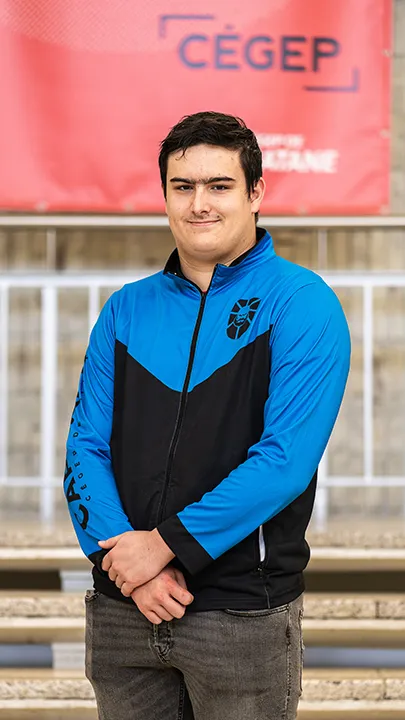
[
  {"left": 157, "top": 279, "right": 351, "bottom": 575},
  {"left": 64, "top": 293, "right": 133, "bottom": 570}
]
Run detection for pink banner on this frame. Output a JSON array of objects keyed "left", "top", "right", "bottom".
[{"left": 0, "top": 0, "right": 391, "bottom": 213}]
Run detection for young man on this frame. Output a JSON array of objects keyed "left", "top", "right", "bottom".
[{"left": 65, "top": 111, "right": 350, "bottom": 719}]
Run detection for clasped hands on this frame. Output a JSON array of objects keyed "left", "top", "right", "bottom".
[{"left": 98, "top": 529, "right": 194, "bottom": 624}]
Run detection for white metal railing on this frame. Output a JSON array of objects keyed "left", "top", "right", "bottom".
[
  {"left": 1, "top": 214, "right": 405, "bottom": 528},
  {"left": 1, "top": 271, "right": 405, "bottom": 528}
]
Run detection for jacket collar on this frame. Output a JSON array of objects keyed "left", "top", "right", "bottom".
[{"left": 163, "top": 227, "right": 276, "bottom": 292}]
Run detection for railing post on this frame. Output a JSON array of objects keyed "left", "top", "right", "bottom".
[
  {"left": 363, "top": 285, "right": 374, "bottom": 484},
  {"left": 314, "top": 450, "right": 329, "bottom": 531},
  {"left": 88, "top": 285, "right": 100, "bottom": 335},
  {"left": 40, "top": 286, "right": 58, "bottom": 525}
]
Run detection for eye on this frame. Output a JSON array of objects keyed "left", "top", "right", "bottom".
[
  {"left": 175, "top": 185, "right": 192, "bottom": 192},
  {"left": 211, "top": 185, "right": 229, "bottom": 191}
]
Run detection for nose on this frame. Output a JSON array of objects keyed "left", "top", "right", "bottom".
[{"left": 190, "top": 186, "right": 211, "bottom": 216}]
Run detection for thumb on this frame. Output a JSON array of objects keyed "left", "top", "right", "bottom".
[
  {"left": 173, "top": 569, "right": 188, "bottom": 590},
  {"left": 174, "top": 569, "right": 194, "bottom": 604},
  {"left": 98, "top": 536, "right": 119, "bottom": 548}
]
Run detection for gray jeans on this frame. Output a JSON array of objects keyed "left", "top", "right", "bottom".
[{"left": 85, "top": 590, "right": 304, "bottom": 720}]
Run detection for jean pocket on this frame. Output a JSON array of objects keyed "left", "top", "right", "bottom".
[{"left": 223, "top": 604, "right": 289, "bottom": 618}]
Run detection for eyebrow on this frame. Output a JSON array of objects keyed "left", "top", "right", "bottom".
[{"left": 169, "top": 176, "right": 236, "bottom": 185}]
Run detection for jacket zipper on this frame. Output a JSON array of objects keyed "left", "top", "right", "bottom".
[
  {"left": 157, "top": 291, "right": 207, "bottom": 524},
  {"left": 258, "top": 524, "right": 266, "bottom": 564}
]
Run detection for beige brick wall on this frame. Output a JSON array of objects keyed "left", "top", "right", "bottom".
[{"left": 1, "top": 0, "right": 405, "bottom": 519}]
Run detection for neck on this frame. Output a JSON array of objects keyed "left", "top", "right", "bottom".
[{"left": 178, "top": 233, "right": 257, "bottom": 293}]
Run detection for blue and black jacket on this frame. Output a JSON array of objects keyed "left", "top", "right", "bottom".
[{"left": 64, "top": 228, "right": 350, "bottom": 610}]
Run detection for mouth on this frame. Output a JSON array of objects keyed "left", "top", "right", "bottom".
[{"left": 188, "top": 220, "right": 220, "bottom": 227}]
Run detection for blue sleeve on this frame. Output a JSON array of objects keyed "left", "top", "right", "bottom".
[
  {"left": 64, "top": 294, "right": 133, "bottom": 564},
  {"left": 158, "top": 280, "right": 351, "bottom": 574}
]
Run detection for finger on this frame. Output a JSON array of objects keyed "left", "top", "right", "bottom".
[
  {"left": 115, "top": 576, "right": 124, "bottom": 589},
  {"left": 155, "top": 606, "right": 174, "bottom": 622},
  {"left": 144, "top": 610, "right": 163, "bottom": 625},
  {"left": 98, "top": 534, "right": 121, "bottom": 549},
  {"left": 173, "top": 569, "right": 188, "bottom": 590},
  {"left": 101, "top": 554, "right": 112, "bottom": 572},
  {"left": 160, "top": 596, "right": 186, "bottom": 619},
  {"left": 120, "top": 582, "right": 136, "bottom": 597},
  {"left": 169, "top": 578, "right": 194, "bottom": 606},
  {"left": 108, "top": 568, "right": 118, "bottom": 583}
]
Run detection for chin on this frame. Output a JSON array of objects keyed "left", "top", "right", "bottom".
[
  {"left": 192, "top": 238, "right": 221, "bottom": 254},
  {"left": 182, "top": 224, "right": 221, "bottom": 242}
]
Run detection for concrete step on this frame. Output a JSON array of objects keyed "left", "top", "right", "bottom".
[
  {"left": 308, "top": 547, "right": 405, "bottom": 572},
  {"left": 0, "top": 669, "right": 94, "bottom": 720},
  {"left": 2, "top": 592, "right": 405, "bottom": 646},
  {"left": 0, "top": 548, "right": 90, "bottom": 571},
  {"left": 4, "top": 616, "right": 405, "bottom": 647},
  {"left": 3, "top": 519, "right": 405, "bottom": 547},
  {"left": 2, "top": 590, "right": 405, "bottom": 619},
  {"left": 299, "top": 668, "right": 405, "bottom": 719},
  {"left": 0, "top": 618, "right": 84, "bottom": 644},
  {"left": 0, "top": 669, "right": 405, "bottom": 719},
  {"left": 3, "top": 546, "right": 405, "bottom": 572}
]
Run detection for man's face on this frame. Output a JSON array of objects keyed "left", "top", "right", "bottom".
[{"left": 164, "top": 144, "right": 265, "bottom": 264}]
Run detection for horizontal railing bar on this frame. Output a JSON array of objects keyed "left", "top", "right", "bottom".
[
  {"left": 318, "top": 477, "right": 405, "bottom": 487},
  {"left": 0, "top": 272, "right": 148, "bottom": 287},
  {"left": 0, "top": 214, "right": 405, "bottom": 228},
  {"left": 2, "top": 476, "right": 405, "bottom": 488},
  {"left": 0, "top": 477, "right": 63, "bottom": 486}
]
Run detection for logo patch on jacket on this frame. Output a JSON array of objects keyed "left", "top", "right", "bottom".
[{"left": 227, "top": 298, "right": 261, "bottom": 339}]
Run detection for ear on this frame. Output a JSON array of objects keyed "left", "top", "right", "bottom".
[{"left": 250, "top": 177, "right": 266, "bottom": 215}]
